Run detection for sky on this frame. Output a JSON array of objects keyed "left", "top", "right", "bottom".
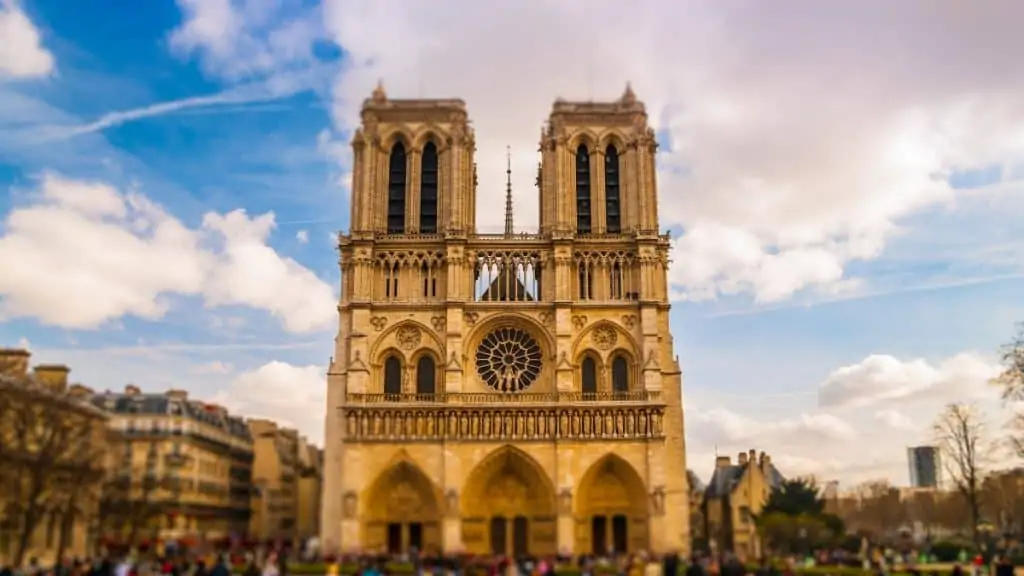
[{"left": 1, "top": 0, "right": 1023, "bottom": 489}]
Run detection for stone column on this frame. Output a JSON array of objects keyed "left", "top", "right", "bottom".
[{"left": 556, "top": 488, "right": 575, "bottom": 556}]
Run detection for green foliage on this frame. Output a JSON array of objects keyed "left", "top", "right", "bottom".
[{"left": 762, "top": 478, "right": 825, "bottom": 516}]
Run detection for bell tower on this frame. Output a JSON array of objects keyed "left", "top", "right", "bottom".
[
  {"left": 538, "top": 83, "right": 660, "bottom": 237},
  {"left": 348, "top": 82, "right": 477, "bottom": 236}
]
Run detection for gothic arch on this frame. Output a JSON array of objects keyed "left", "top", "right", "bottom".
[
  {"left": 370, "top": 320, "right": 445, "bottom": 365},
  {"left": 409, "top": 348, "right": 442, "bottom": 394},
  {"left": 574, "top": 453, "right": 650, "bottom": 554},
  {"left": 464, "top": 312, "right": 556, "bottom": 361},
  {"left": 568, "top": 129, "right": 600, "bottom": 152},
  {"left": 570, "top": 320, "right": 640, "bottom": 362},
  {"left": 597, "top": 130, "right": 628, "bottom": 153},
  {"left": 361, "top": 454, "right": 443, "bottom": 553},
  {"left": 576, "top": 350, "right": 602, "bottom": 395},
  {"left": 413, "top": 126, "right": 448, "bottom": 151},
  {"left": 380, "top": 127, "right": 414, "bottom": 151},
  {"left": 460, "top": 445, "right": 557, "bottom": 555}
]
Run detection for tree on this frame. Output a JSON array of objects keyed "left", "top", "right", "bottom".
[
  {"left": 994, "top": 323, "right": 1024, "bottom": 456},
  {"left": 982, "top": 469, "right": 1024, "bottom": 536},
  {"left": 0, "top": 377, "right": 108, "bottom": 567},
  {"left": 95, "top": 437, "right": 168, "bottom": 548},
  {"left": 933, "top": 402, "right": 990, "bottom": 547},
  {"left": 854, "top": 481, "right": 906, "bottom": 539},
  {"left": 762, "top": 478, "right": 825, "bottom": 516},
  {"left": 757, "top": 478, "right": 844, "bottom": 554}
]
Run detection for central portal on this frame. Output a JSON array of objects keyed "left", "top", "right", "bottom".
[{"left": 461, "top": 446, "right": 557, "bottom": 556}]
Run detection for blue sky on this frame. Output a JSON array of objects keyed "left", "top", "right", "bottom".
[{"left": 1, "top": 0, "right": 1022, "bottom": 486}]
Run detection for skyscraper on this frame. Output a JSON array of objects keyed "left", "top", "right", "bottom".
[{"left": 908, "top": 446, "right": 941, "bottom": 488}]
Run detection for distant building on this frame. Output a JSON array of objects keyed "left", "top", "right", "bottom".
[
  {"left": 702, "top": 449, "right": 785, "bottom": 559},
  {"left": 908, "top": 446, "right": 941, "bottom": 488}
]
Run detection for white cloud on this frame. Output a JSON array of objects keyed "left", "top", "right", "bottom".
[
  {"left": 168, "top": 0, "right": 323, "bottom": 82},
  {"left": 315, "top": 0, "right": 1024, "bottom": 302},
  {"left": 687, "top": 350, "right": 1009, "bottom": 486},
  {"left": 819, "top": 352, "right": 1002, "bottom": 409},
  {"left": 213, "top": 360, "right": 326, "bottom": 442},
  {"left": 0, "top": 0, "right": 55, "bottom": 79},
  {"left": 191, "top": 360, "right": 234, "bottom": 375},
  {"left": 0, "top": 173, "right": 336, "bottom": 332},
  {"left": 296, "top": 229, "right": 309, "bottom": 244}
]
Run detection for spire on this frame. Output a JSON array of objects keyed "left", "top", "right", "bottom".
[{"left": 504, "top": 145, "right": 514, "bottom": 237}]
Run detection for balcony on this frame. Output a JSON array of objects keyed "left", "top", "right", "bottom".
[{"left": 345, "top": 391, "right": 660, "bottom": 405}]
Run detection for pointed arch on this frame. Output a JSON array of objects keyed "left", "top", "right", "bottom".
[
  {"left": 611, "top": 353, "right": 630, "bottom": 393},
  {"left": 419, "top": 141, "right": 439, "bottom": 233},
  {"left": 604, "top": 144, "right": 621, "bottom": 233},
  {"left": 415, "top": 354, "right": 437, "bottom": 395},
  {"left": 361, "top": 457, "right": 442, "bottom": 553},
  {"left": 383, "top": 354, "right": 402, "bottom": 395},
  {"left": 461, "top": 445, "right": 556, "bottom": 555},
  {"left": 387, "top": 142, "right": 408, "bottom": 233},
  {"left": 575, "top": 453, "right": 649, "bottom": 554},
  {"left": 580, "top": 355, "right": 598, "bottom": 396},
  {"left": 575, "top": 144, "right": 592, "bottom": 233}
]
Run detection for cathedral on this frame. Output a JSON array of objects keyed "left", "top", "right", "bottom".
[{"left": 320, "top": 83, "right": 690, "bottom": 556}]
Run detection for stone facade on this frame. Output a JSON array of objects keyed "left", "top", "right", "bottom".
[
  {"left": 702, "top": 450, "right": 783, "bottom": 559},
  {"left": 321, "top": 84, "right": 690, "bottom": 556}
]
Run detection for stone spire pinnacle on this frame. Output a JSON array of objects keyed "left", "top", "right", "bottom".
[{"left": 504, "top": 146, "right": 514, "bottom": 237}]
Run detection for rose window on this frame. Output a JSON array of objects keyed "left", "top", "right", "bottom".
[{"left": 475, "top": 327, "right": 543, "bottom": 393}]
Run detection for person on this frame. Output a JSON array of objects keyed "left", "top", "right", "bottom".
[
  {"left": 261, "top": 553, "right": 278, "bottom": 576},
  {"left": 663, "top": 553, "right": 679, "bottom": 576},
  {"left": 755, "top": 557, "right": 778, "bottom": 576},
  {"left": 685, "top": 555, "right": 706, "bottom": 576},
  {"left": 995, "top": 554, "right": 1014, "bottom": 576},
  {"left": 208, "top": 557, "right": 229, "bottom": 576}
]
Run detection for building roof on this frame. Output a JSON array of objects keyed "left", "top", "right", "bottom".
[
  {"left": 91, "top": 390, "right": 252, "bottom": 441},
  {"left": 704, "top": 460, "right": 785, "bottom": 499}
]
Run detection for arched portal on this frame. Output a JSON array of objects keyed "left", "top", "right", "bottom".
[
  {"left": 362, "top": 460, "right": 442, "bottom": 554},
  {"left": 461, "top": 446, "right": 556, "bottom": 556},
  {"left": 575, "top": 454, "right": 649, "bottom": 555}
]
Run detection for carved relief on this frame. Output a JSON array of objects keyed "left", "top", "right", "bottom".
[
  {"left": 538, "top": 311, "right": 555, "bottom": 325},
  {"left": 621, "top": 315, "right": 637, "bottom": 329},
  {"left": 370, "top": 317, "right": 388, "bottom": 332},
  {"left": 464, "top": 312, "right": 479, "bottom": 326},
  {"left": 430, "top": 315, "right": 447, "bottom": 332},
  {"left": 650, "top": 486, "right": 666, "bottom": 516},
  {"left": 396, "top": 326, "right": 422, "bottom": 351},
  {"left": 592, "top": 326, "right": 618, "bottom": 351},
  {"left": 341, "top": 406, "right": 665, "bottom": 442},
  {"left": 445, "top": 489, "right": 459, "bottom": 518},
  {"left": 558, "top": 488, "right": 573, "bottom": 515},
  {"left": 571, "top": 315, "right": 588, "bottom": 330},
  {"left": 343, "top": 491, "right": 358, "bottom": 517}
]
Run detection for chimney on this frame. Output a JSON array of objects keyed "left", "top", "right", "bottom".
[
  {"left": 125, "top": 384, "right": 141, "bottom": 396},
  {"left": 749, "top": 449, "right": 757, "bottom": 465},
  {"left": 0, "top": 348, "right": 31, "bottom": 379},
  {"left": 166, "top": 389, "right": 189, "bottom": 400},
  {"left": 34, "top": 364, "right": 71, "bottom": 392},
  {"left": 737, "top": 452, "right": 748, "bottom": 466},
  {"left": 760, "top": 452, "right": 771, "bottom": 471},
  {"left": 716, "top": 455, "right": 731, "bottom": 468}
]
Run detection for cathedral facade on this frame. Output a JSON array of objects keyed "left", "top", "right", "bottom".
[{"left": 320, "top": 84, "right": 690, "bottom": 556}]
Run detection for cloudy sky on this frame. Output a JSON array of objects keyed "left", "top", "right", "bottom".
[{"left": 1, "top": 0, "right": 1022, "bottom": 488}]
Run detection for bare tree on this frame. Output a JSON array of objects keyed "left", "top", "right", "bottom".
[
  {"left": 933, "top": 402, "right": 990, "bottom": 547},
  {"left": 95, "top": 437, "right": 167, "bottom": 548},
  {"left": 0, "top": 377, "right": 108, "bottom": 567},
  {"left": 994, "top": 323, "right": 1024, "bottom": 456}
]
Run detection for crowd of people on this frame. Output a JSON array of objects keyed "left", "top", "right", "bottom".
[{"left": 0, "top": 548, "right": 1018, "bottom": 576}]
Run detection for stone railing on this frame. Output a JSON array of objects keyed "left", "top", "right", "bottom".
[
  {"left": 341, "top": 404, "right": 665, "bottom": 442},
  {"left": 345, "top": 391, "right": 660, "bottom": 405}
]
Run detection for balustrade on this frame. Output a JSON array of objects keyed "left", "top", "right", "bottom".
[
  {"left": 341, "top": 405, "right": 664, "bottom": 442},
  {"left": 345, "top": 391, "right": 660, "bottom": 404}
]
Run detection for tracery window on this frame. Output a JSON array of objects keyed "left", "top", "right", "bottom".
[
  {"left": 611, "top": 355, "right": 629, "bottom": 394},
  {"left": 576, "top": 145, "right": 592, "bottom": 233},
  {"left": 581, "top": 356, "right": 597, "bottom": 395},
  {"left": 384, "top": 356, "right": 402, "bottom": 396},
  {"left": 605, "top": 145, "right": 621, "bottom": 233},
  {"left": 387, "top": 143, "right": 407, "bottom": 233},
  {"left": 416, "top": 356, "right": 436, "bottom": 395},
  {"left": 475, "top": 327, "right": 543, "bottom": 393},
  {"left": 419, "top": 142, "right": 439, "bottom": 233}
]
